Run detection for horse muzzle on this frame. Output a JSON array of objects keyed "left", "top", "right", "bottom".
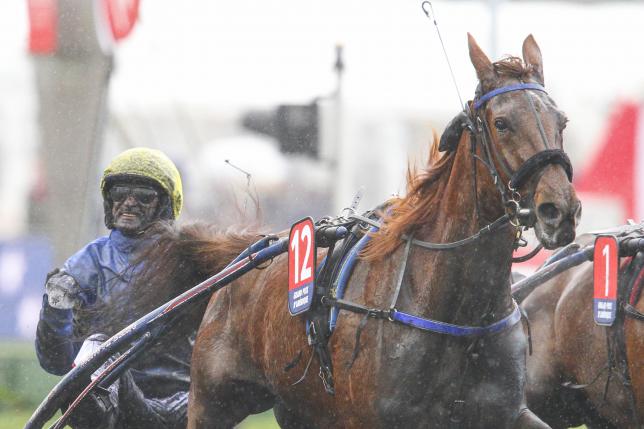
[{"left": 534, "top": 198, "right": 582, "bottom": 249}]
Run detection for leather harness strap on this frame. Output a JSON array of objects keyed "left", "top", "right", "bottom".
[
  {"left": 612, "top": 252, "right": 643, "bottom": 426},
  {"left": 405, "top": 214, "right": 510, "bottom": 250},
  {"left": 473, "top": 82, "right": 547, "bottom": 110},
  {"left": 624, "top": 303, "right": 644, "bottom": 321}
]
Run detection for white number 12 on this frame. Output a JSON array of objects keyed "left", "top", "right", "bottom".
[{"left": 291, "top": 225, "right": 312, "bottom": 284}]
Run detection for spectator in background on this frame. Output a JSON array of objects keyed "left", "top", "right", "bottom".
[{"left": 35, "top": 147, "right": 190, "bottom": 429}]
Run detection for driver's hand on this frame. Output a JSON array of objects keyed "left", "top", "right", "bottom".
[{"left": 46, "top": 272, "right": 81, "bottom": 310}]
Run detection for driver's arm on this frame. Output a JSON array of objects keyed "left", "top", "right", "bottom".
[{"left": 35, "top": 271, "right": 83, "bottom": 375}]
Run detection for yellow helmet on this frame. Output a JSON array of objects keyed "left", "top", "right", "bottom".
[{"left": 101, "top": 148, "right": 183, "bottom": 219}]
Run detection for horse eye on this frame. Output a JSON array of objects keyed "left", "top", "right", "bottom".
[{"left": 494, "top": 118, "right": 509, "bottom": 132}]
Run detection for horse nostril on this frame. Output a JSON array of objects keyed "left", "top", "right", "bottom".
[{"left": 537, "top": 203, "right": 561, "bottom": 225}]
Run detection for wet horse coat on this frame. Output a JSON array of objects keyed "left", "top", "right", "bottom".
[
  {"left": 523, "top": 228, "right": 644, "bottom": 429},
  {"left": 187, "top": 34, "right": 581, "bottom": 428}
]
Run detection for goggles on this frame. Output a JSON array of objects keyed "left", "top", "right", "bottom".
[{"left": 109, "top": 185, "right": 159, "bottom": 205}]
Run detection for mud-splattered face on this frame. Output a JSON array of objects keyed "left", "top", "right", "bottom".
[{"left": 109, "top": 183, "right": 160, "bottom": 235}]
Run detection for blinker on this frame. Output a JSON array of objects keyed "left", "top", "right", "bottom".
[{"left": 439, "top": 111, "right": 472, "bottom": 152}]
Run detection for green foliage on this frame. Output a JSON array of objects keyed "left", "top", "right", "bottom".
[
  {"left": 0, "top": 341, "right": 60, "bottom": 412},
  {"left": 0, "top": 341, "right": 62, "bottom": 428},
  {"left": 240, "top": 411, "right": 281, "bottom": 429},
  {"left": 0, "top": 409, "right": 277, "bottom": 429},
  {"left": 0, "top": 410, "right": 61, "bottom": 429},
  {"left": 0, "top": 410, "right": 35, "bottom": 428}
]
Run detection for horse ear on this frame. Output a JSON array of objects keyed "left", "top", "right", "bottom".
[
  {"left": 439, "top": 111, "right": 470, "bottom": 152},
  {"left": 468, "top": 33, "right": 496, "bottom": 90},
  {"left": 522, "top": 34, "right": 544, "bottom": 85}
]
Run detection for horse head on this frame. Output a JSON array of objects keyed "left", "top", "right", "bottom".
[{"left": 464, "top": 33, "right": 581, "bottom": 249}]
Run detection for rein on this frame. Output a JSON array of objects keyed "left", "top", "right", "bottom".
[{"left": 406, "top": 214, "right": 510, "bottom": 250}]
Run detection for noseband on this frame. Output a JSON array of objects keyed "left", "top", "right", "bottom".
[{"left": 468, "top": 82, "right": 573, "bottom": 227}]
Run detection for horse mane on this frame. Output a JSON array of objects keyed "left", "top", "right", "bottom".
[
  {"left": 83, "top": 220, "right": 265, "bottom": 337},
  {"left": 362, "top": 132, "right": 455, "bottom": 260}
]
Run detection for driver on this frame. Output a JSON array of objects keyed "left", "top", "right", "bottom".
[{"left": 35, "top": 147, "right": 189, "bottom": 429}]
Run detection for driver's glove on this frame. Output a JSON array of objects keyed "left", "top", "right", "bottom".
[{"left": 45, "top": 271, "right": 81, "bottom": 310}]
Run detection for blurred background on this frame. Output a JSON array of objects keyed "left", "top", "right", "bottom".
[{"left": 1, "top": 0, "right": 643, "bottom": 427}]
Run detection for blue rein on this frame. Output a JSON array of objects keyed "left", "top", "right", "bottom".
[
  {"left": 474, "top": 82, "right": 546, "bottom": 110},
  {"left": 329, "top": 223, "right": 521, "bottom": 337}
]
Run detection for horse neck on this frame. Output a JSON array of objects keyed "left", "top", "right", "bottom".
[{"left": 403, "top": 135, "right": 515, "bottom": 325}]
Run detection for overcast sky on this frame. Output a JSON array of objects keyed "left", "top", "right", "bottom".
[
  {"left": 3, "top": 1, "right": 644, "bottom": 146},
  {"left": 1, "top": 0, "right": 644, "bottom": 236},
  {"left": 110, "top": 1, "right": 644, "bottom": 120}
]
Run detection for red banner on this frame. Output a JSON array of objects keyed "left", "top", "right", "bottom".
[
  {"left": 104, "top": 0, "right": 140, "bottom": 41},
  {"left": 28, "top": 0, "right": 57, "bottom": 54},
  {"left": 28, "top": 0, "right": 139, "bottom": 55}
]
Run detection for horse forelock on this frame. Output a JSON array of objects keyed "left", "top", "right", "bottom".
[
  {"left": 493, "top": 56, "right": 536, "bottom": 82},
  {"left": 362, "top": 133, "right": 455, "bottom": 260}
]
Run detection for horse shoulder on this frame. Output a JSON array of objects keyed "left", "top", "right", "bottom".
[{"left": 624, "top": 286, "right": 644, "bottom": 418}]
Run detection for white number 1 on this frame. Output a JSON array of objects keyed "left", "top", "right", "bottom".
[{"left": 602, "top": 244, "right": 610, "bottom": 297}]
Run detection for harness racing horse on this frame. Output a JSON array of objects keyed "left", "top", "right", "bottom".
[
  {"left": 186, "top": 34, "right": 581, "bottom": 428},
  {"left": 522, "top": 226, "right": 644, "bottom": 429}
]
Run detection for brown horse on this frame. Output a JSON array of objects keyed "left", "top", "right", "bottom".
[
  {"left": 179, "top": 34, "right": 580, "bottom": 428},
  {"left": 522, "top": 227, "right": 644, "bottom": 429}
]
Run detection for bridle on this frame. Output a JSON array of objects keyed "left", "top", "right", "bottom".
[
  {"left": 405, "top": 81, "right": 574, "bottom": 252},
  {"left": 467, "top": 81, "right": 573, "bottom": 229}
]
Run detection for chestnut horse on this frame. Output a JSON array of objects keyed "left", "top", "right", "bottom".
[
  {"left": 522, "top": 227, "right": 644, "bottom": 429},
  {"left": 181, "top": 34, "right": 580, "bottom": 428}
]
